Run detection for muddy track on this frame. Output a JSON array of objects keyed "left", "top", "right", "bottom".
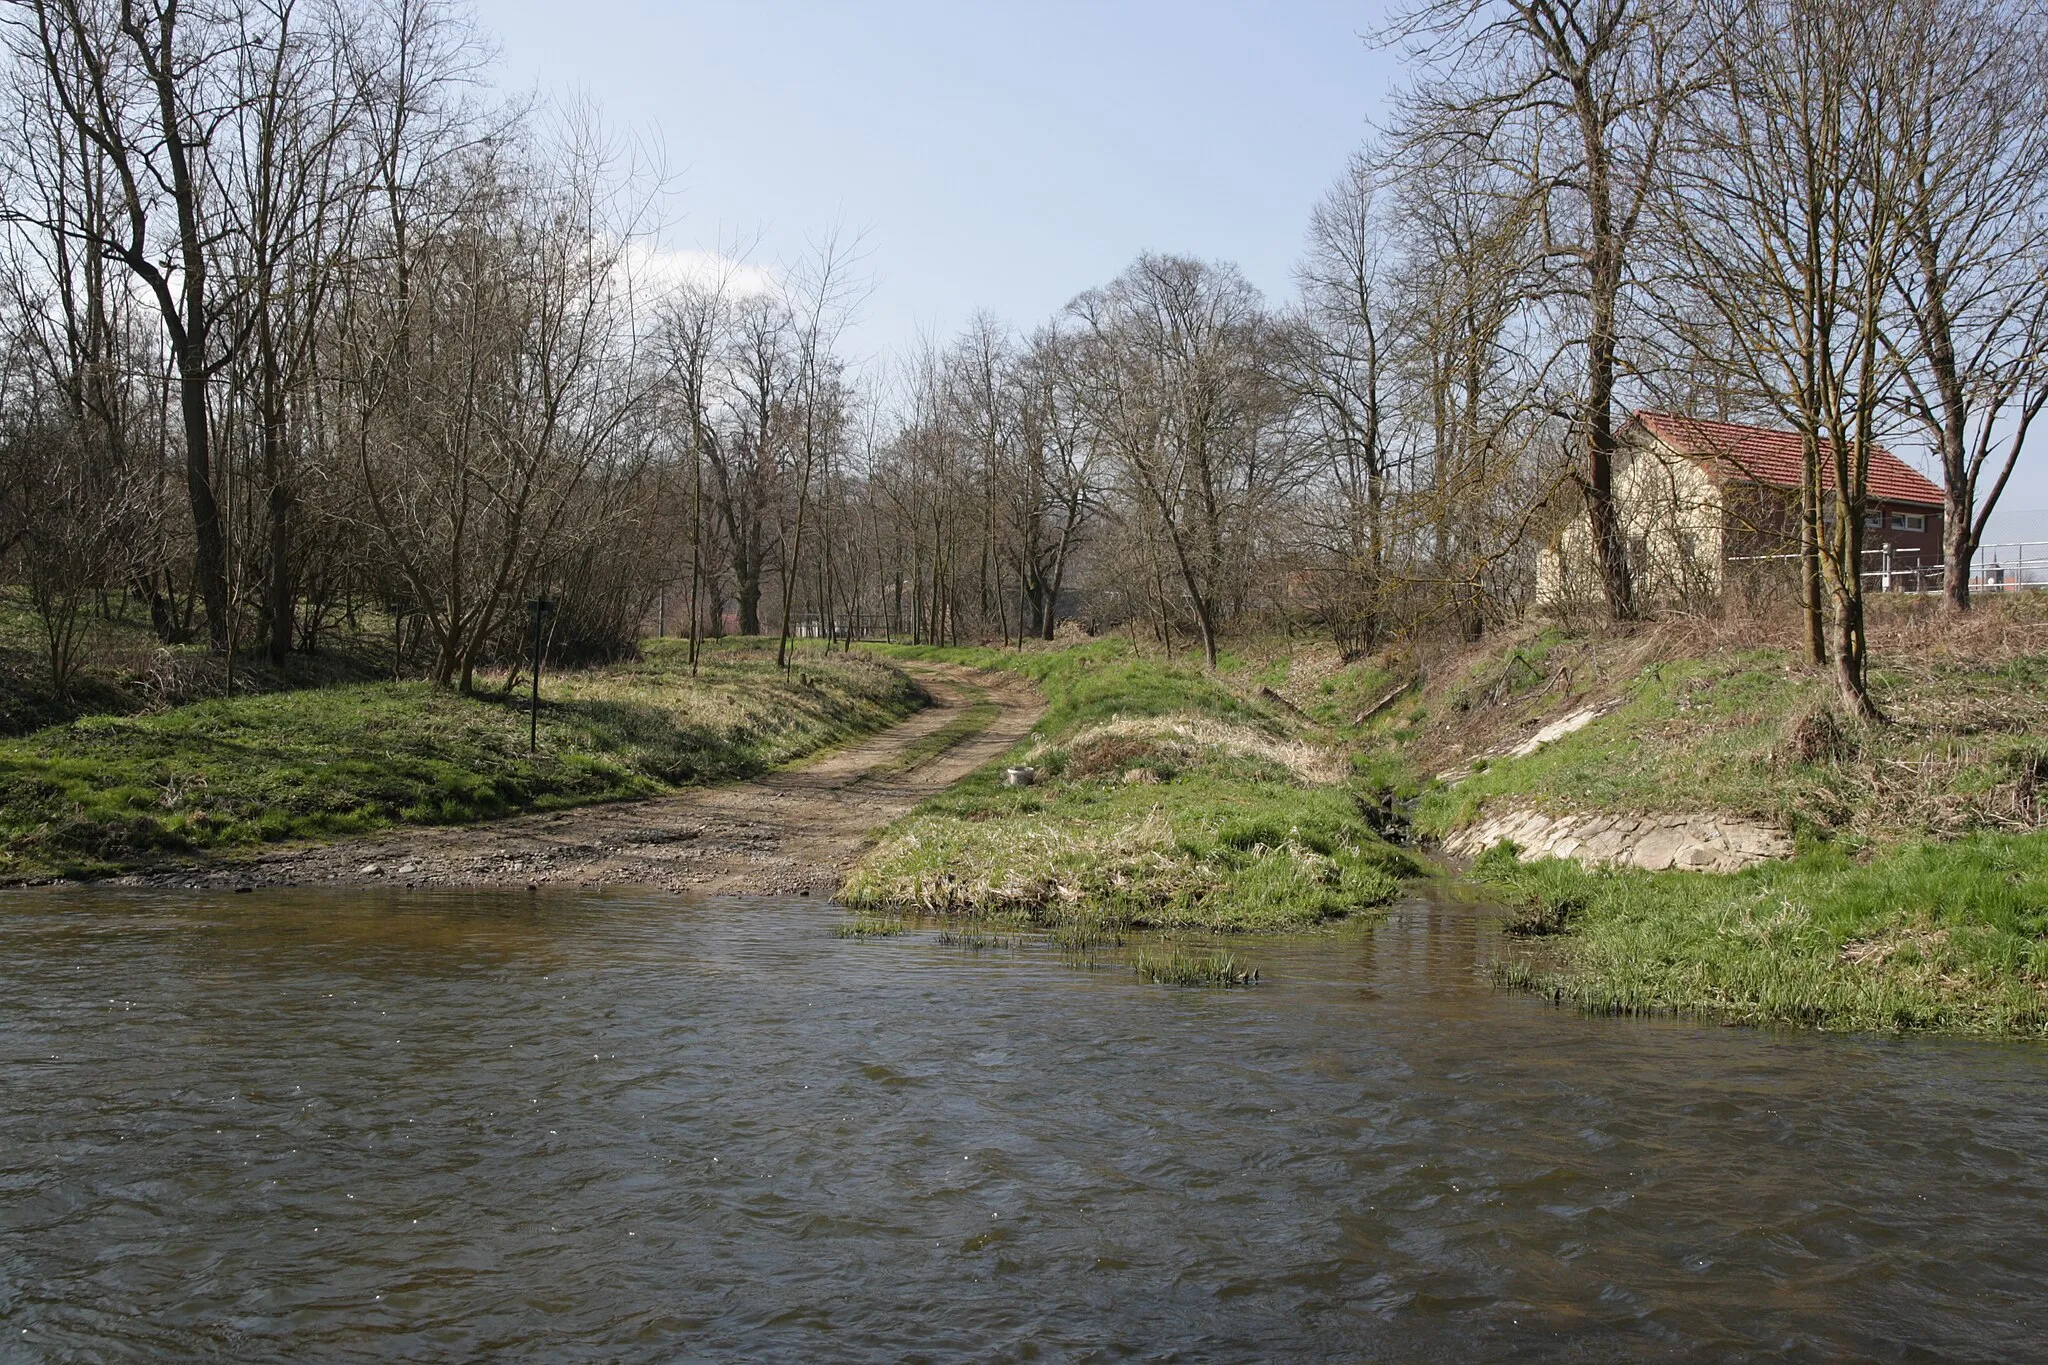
[{"left": 114, "top": 665, "right": 1043, "bottom": 898}]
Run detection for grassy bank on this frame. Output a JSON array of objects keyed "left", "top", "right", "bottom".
[
  {"left": 0, "top": 587, "right": 397, "bottom": 737},
  {"left": 1480, "top": 835, "right": 2048, "bottom": 1035},
  {"left": 841, "top": 641, "right": 1417, "bottom": 932},
  {"left": 1264, "top": 604, "right": 2048, "bottom": 849},
  {"left": 1237, "top": 597, "right": 2048, "bottom": 1034},
  {"left": 0, "top": 639, "right": 920, "bottom": 881}
]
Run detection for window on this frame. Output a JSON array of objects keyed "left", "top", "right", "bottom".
[
  {"left": 1891, "top": 512, "right": 1926, "bottom": 532},
  {"left": 1864, "top": 510, "right": 1885, "bottom": 529}
]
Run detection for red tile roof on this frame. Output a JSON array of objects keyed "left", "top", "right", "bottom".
[{"left": 1628, "top": 411, "right": 1945, "bottom": 508}]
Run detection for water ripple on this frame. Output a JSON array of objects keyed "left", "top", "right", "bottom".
[{"left": 0, "top": 887, "right": 2043, "bottom": 1361}]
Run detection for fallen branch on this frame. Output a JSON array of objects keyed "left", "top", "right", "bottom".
[{"left": 1355, "top": 674, "right": 1421, "bottom": 727}]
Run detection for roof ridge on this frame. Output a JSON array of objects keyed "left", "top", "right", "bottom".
[{"left": 1628, "top": 408, "right": 1944, "bottom": 506}]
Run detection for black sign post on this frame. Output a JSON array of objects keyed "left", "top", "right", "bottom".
[{"left": 529, "top": 598, "right": 555, "bottom": 753}]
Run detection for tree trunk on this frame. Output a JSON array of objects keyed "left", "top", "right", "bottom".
[
  {"left": 1830, "top": 584, "right": 1877, "bottom": 720},
  {"left": 1800, "top": 446, "right": 1828, "bottom": 666},
  {"left": 1944, "top": 482, "right": 1973, "bottom": 610},
  {"left": 261, "top": 386, "right": 293, "bottom": 665},
  {"left": 176, "top": 359, "right": 231, "bottom": 651},
  {"left": 1575, "top": 61, "right": 1637, "bottom": 624},
  {"left": 1583, "top": 337, "right": 1635, "bottom": 622},
  {"left": 736, "top": 563, "right": 761, "bottom": 636}
]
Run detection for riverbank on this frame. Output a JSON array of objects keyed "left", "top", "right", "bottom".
[
  {"left": 841, "top": 642, "right": 1418, "bottom": 932},
  {"left": 1278, "top": 596, "right": 2048, "bottom": 1035},
  {"left": 0, "top": 587, "right": 396, "bottom": 737},
  {"left": 1479, "top": 836, "right": 2048, "bottom": 1034},
  {"left": 0, "top": 639, "right": 922, "bottom": 883},
  {"left": 111, "top": 665, "right": 1041, "bottom": 896}
]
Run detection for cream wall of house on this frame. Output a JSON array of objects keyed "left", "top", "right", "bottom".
[
  {"left": 1537, "top": 435, "right": 1724, "bottom": 610},
  {"left": 1618, "top": 439, "right": 1724, "bottom": 602}
]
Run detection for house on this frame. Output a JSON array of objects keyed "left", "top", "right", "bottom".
[{"left": 1537, "top": 411, "right": 1948, "bottom": 609}]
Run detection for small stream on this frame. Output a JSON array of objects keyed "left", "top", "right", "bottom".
[{"left": 2, "top": 886, "right": 2044, "bottom": 1361}]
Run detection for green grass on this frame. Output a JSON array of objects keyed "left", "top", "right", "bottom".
[
  {"left": 0, "top": 587, "right": 396, "bottom": 737},
  {"left": 1480, "top": 836, "right": 2048, "bottom": 1036},
  {"left": 0, "top": 638, "right": 920, "bottom": 880},
  {"left": 1132, "top": 948, "right": 1260, "bottom": 987},
  {"left": 842, "top": 641, "right": 1417, "bottom": 933},
  {"left": 1410, "top": 650, "right": 1840, "bottom": 839},
  {"left": 834, "top": 917, "right": 908, "bottom": 938},
  {"left": 869, "top": 639, "right": 1264, "bottom": 735}
]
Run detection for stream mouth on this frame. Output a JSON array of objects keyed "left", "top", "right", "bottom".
[{"left": 3, "top": 887, "right": 2044, "bottom": 1360}]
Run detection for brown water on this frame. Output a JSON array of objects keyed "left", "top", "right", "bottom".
[{"left": 2, "top": 887, "right": 2044, "bottom": 1362}]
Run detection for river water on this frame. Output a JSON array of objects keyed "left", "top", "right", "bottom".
[{"left": 2, "top": 887, "right": 2044, "bottom": 1362}]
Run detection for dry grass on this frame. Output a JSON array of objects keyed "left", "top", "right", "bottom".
[{"left": 1032, "top": 712, "right": 1349, "bottom": 786}]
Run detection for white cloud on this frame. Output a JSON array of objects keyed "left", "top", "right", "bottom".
[{"left": 619, "top": 242, "right": 778, "bottom": 307}]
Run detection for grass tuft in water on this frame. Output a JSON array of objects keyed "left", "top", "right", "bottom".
[
  {"left": 834, "top": 917, "right": 907, "bottom": 938},
  {"left": 935, "top": 929, "right": 1020, "bottom": 950},
  {"left": 1050, "top": 923, "right": 1128, "bottom": 952},
  {"left": 1132, "top": 949, "right": 1260, "bottom": 988}
]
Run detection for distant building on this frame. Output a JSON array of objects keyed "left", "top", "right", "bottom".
[{"left": 1538, "top": 411, "right": 1947, "bottom": 609}]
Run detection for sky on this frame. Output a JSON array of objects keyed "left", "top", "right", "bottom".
[
  {"left": 470, "top": 0, "right": 1404, "bottom": 364},
  {"left": 470, "top": 0, "right": 2048, "bottom": 531}
]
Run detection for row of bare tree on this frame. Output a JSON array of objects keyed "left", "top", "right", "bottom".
[
  {"left": 0, "top": 0, "right": 683, "bottom": 697},
  {"left": 1388, "top": 0, "right": 2048, "bottom": 716},
  {"left": 1, "top": 0, "right": 2043, "bottom": 718}
]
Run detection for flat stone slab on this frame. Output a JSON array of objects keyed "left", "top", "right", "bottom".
[{"left": 1443, "top": 806, "right": 1793, "bottom": 874}]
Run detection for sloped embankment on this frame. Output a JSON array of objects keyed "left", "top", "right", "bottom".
[
  {"left": 1293, "top": 601, "right": 2048, "bottom": 1034},
  {"left": 842, "top": 643, "right": 1416, "bottom": 933}
]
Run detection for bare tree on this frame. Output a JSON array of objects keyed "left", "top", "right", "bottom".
[
  {"left": 774, "top": 234, "right": 863, "bottom": 668},
  {"left": 1066, "top": 254, "right": 1290, "bottom": 668},
  {"left": 1884, "top": 0, "right": 2048, "bottom": 610},
  {"left": 1387, "top": 142, "right": 1551, "bottom": 640},
  {"left": 1390, "top": 0, "right": 1696, "bottom": 621},
  {"left": 4, "top": 0, "right": 263, "bottom": 648},
  {"left": 340, "top": 128, "right": 656, "bottom": 691},
  {"left": 1282, "top": 153, "right": 1401, "bottom": 651},
  {"left": 1016, "top": 327, "right": 1096, "bottom": 639},
  {"left": 1667, "top": 0, "right": 1914, "bottom": 717},
  {"left": 224, "top": 0, "right": 364, "bottom": 665}
]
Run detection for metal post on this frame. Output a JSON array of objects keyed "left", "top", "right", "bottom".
[{"left": 529, "top": 598, "right": 554, "bottom": 754}]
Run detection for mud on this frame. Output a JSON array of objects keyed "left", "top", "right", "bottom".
[{"left": 112, "top": 666, "right": 1043, "bottom": 897}]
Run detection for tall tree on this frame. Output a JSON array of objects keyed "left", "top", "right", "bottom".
[
  {"left": 9, "top": 0, "right": 258, "bottom": 648},
  {"left": 1066, "top": 254, "right": 1289, "bottom": 668},
  {"left": 1667, "top": 0, "right": 1913, "bottom": 718},
  {"left": 1391, "top": 0, "right": 1693, "bottom": 621},
  {"left": 1284, "top": 153, "right": 1399, "bottom": 651},
  {"left": 1884, "top": 0, "right": 2048, "bottom": 610}
]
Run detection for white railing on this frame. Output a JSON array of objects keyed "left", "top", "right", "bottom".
[{"left": 1724, "top": 541, "right": 2048, "bottom": 593}]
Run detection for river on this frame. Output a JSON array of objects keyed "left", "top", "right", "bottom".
[{"left": 2, "top": 887, "right": 2043, "bottom": 1361}]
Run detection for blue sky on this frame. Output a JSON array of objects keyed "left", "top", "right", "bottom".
[
  {"left": 472, "top": 0, "right": 1404, "bottom": 364},
  {"left": 472, "top": 0, "right": 2048, "bottom": 526}
]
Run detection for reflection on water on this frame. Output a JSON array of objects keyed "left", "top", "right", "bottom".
[{"left": 2, "top": 886, "right": 2044, "bottom": 1361}]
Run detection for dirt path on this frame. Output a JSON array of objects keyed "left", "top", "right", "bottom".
[{"left": 116, "top": 666, "right": 1042, "bottom": 897}]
